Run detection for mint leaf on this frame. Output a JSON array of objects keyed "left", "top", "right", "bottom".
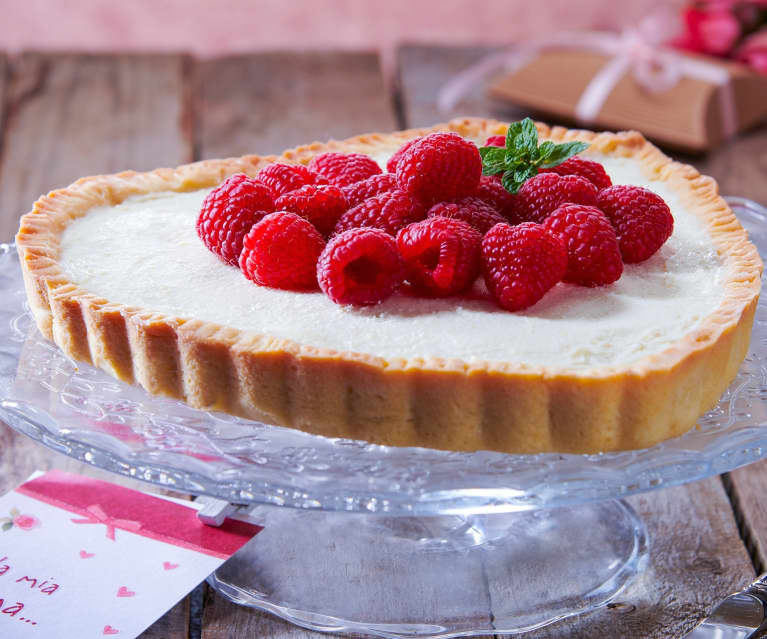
[
  {"left": 519, "top": 118, "right": 539, "bottom": 156},
  {"left": 501, "top": 165, "right": 538, "bottom": 193},
  {"left": 538, "top": 141, "right": 589, "bottom": 168},
  {"left": 479, "top": 146, "right": 506, "bottom": 167},
  {"left": 536, "top": 141, "right": 557, "bottom": 162},
  {"left": 2, "top": 521, "right": 13, "bottom": 532},
  {"left": 505, "top": 117, "right": 538, "bottom": 158},
  {"left": 514, "top": 165, "right": 538, "bottom": 185},
  {"left": 480, "top": 119, "right": 591, "bottom": 193},
  {"left": 501, "top": 171, "right": 518, "bottom": 193},
  {"left": 504, "top": 120, "right": 524, "bottom": 148},
  {"left": 479, "top": 147, "right": 506, "bottom": 176}
]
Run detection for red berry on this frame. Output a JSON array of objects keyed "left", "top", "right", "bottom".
[
  {"left": 539, "top": 156, "right": 612, "bottom": 190},
  {"left": 240, "top": 212, "right": 325, "bottom": 290},
  {"left": 597, "top": 186, "right": 674, "bottom": 263},
  {"left": 309, "top": 152, "right": 382, "bottom": 187},
  {"left": 397, "top": 217, "right": 481, "bottom": 297},
  {"left": 484, "top": 135, "right": 506, "bottom": 147},
  {"left": 475, "top": 175, "right": 523, "bottom": 223},
  {"left": 427, "top": 197, "right": 506, "bottom": 235},
  {"left": 196, "top": 174, "right": 276, "bottom": 266},
  {"left": 334, "top": 190, "right": 425, "bottom": 236},
  {"left": 481, "top": 223, "right": 567, "bottom": 311},
  {"left": 386, "top": 138, "right": 419, "bottom": 173},
  {"left": 342, "top": 173, "right": 396, "bottom": 208},
  {"left": 517, "top": 173, "right": 598, "bottom": 224},
  {"left": 257, "top": 163, "right": 327, "bottom": 197},
  {"left": 317, "top": 228, "right": 404, "bottom": 305},
  {"left": 542, "top": 204, "right": 623, "bottom": 286},
  {"left": 275, "top": 184, "right": 348, "bottom": 236},
  {"left": 396, "top": 132, "right": 482, "bottom": 205}
]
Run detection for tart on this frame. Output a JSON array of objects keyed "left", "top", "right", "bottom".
[{"left": 15, "top": 118, "right": 763, "bottom": 454}]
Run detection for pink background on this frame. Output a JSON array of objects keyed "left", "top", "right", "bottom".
[{"left": 0, "top": 0, "right": 683, "bottom": 58}]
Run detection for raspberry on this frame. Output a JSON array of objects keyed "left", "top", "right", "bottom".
[
  {"left": 474, "top": 176, "right": 523, "bottom": 223},
  {"left": 481, "top": 223, "right": 567, "bottom": 311},
  {"left": 386, "top": 138, "right": 419, "bottom": 173},
  {"left": 597, "top": 186, "right": 674, "bottom": 263},
  {"left": 484, "top": 135, "right": 506, "bottom": 147},
  {"left": 427, "top": 197, "right": 506, "bottom": 235},
  {"left": 516, "top": 173, "right": 598, "bottom": 224},
  {"left": 239, "top": 212, "right": 325, "bottom": 290},
  {"left": 542, "top": 204, "right": 623, "bottom": 286},
  {"left": 309, "top": 152, "right": 382, "bottom": 187},
  {"left": 396, "top": 132, "right": 482, "bottom": 205},
  {"left": 334, "top": 190, "right": 425, "bottom": 236},
  {"left": 196, "top": 174, "right": 276, "bottom": 266},
  {"left": 341, "top": 173, "right": 396, "bottom": 208},
  {"left": 397, "top": 217, "right": 481, "bottom": 296},
  {"left": 317, "top": 228, "right": 404, "bottom": 305},
  {"left": 539, "top": 156, "right": 612, "bottom": 190},
  {"left": 275, "top": 184, "right": 348, "bottom": 236},
  {"left": 257, "top": 163, "right": 327, "bottom": 197}
]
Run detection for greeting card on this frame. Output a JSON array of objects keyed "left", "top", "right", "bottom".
[{"left": 0, "top": 471, "right": 261, "bottom": 637}]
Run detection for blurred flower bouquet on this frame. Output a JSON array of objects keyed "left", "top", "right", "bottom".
[{"left": 675, "top": 1, "right": 767, "bottom": 74}]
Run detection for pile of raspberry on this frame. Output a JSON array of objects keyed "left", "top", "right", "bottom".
[{"left": 197, "top": 131, "right": 674, "bottom": 311}]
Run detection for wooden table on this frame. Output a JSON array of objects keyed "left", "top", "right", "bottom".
[{"left": 0, "top": 47, "right": 766, "bottom": 639}]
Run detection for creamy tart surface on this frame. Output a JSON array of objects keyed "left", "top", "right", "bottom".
[
  {"left": 16, "top": 119, "right": 762, "bottom": 454},
  {"left": 60, "top": 155, "right": 720, "bottom": 370}
]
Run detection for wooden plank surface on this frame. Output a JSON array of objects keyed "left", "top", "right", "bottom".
[
  {"left": 0, "top": 53, "right": 192, "bottom": 237},
  {"left": 727, "top": 464, "right": 767, "bottom": 572},
  {"left": 0, "top": 54, "right": 6, "bottom": 163},
  {"left": 0, "top": 51, "right": 193, "bottom": 492},
  {"left": 397, "top": 45, "right": 526, "bottom": 128},
  {"left": 195, "top": 52, "right": 397, "bottom": 159},
  {"left": 0, "top": 53, "right": 8, "bottom": 240},
  {"left": 202, "top": 588, "right": 318, "bottom": 639},
  {"left": 0, "top": 53, "right": 193, "bottom": 639},
  {"left": 397, "top": 44, "right": 759, "bottom": 639},
  {"left": 684, "top": 132, "right": 767, "bottom": 205},
  {"left": 527, "top": 481, "right": 755, "bottom": 639}
]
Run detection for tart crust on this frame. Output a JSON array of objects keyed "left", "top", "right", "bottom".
[{"left": 15, "top": 118, "right": 763, "bottom": 454}]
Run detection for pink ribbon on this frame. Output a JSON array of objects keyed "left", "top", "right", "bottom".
[
  {"left": 437, "top": 11, "right": 737, "bottom": 140},
  {"left": 70, "top": 504, "right": 142, "bottom": 541}
]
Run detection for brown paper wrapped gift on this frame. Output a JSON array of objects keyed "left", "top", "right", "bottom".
[{"left": 488, "top": 49, "right": 767, "bottom": 152}]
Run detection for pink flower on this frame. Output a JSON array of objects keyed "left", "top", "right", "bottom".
[
  {"left": 735, "top": 28, "right": 767, "bottom": 75},
  {"left": 13, "top": 514, "right": 40, "bottom": 531},
  {"left": 675, "top": 7, "right": 742, "bottom": 56}
]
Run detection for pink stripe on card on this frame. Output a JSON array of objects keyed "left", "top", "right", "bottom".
[{"left": 16, "top": 471, "right": 261, "bottom": 559}]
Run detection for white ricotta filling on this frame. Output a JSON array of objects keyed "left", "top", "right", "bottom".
[{"left": 59, "top": 153, "right": 724, "bottom": 369}]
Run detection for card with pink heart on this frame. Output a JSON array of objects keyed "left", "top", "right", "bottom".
[{"left": 0, "top": 471, "right": 261, "bottom": 637}]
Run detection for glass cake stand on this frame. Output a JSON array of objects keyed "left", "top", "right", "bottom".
[{"left": 2, "top": 197, "right": 767, "bottom": 637}]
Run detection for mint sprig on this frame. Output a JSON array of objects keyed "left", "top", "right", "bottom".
[{"left": 480, "top": 118, "right": 589, "bottom": 194}]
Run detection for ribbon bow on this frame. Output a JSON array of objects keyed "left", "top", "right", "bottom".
[
  {"left": 71, "top": 504, "right": 142, "bottom": 541},
  {"left": 437, "top": 11, "right": 736, "bottom": 139}
]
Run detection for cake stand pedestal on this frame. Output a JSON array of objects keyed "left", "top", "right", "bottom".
[
  {"left": 206, "top": 501, "right": 647, "bottom": 637},
  {"left": 1, "top": 197, "right": 766, "bottom": 637}
]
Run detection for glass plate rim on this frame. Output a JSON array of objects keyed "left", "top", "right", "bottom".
[{"left": 1, "top": 196, "right": 766, "bottom": 515}]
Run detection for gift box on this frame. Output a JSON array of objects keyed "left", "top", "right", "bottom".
[{"left": 486, "top": 48, "right": 767, "bottom": 153}]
